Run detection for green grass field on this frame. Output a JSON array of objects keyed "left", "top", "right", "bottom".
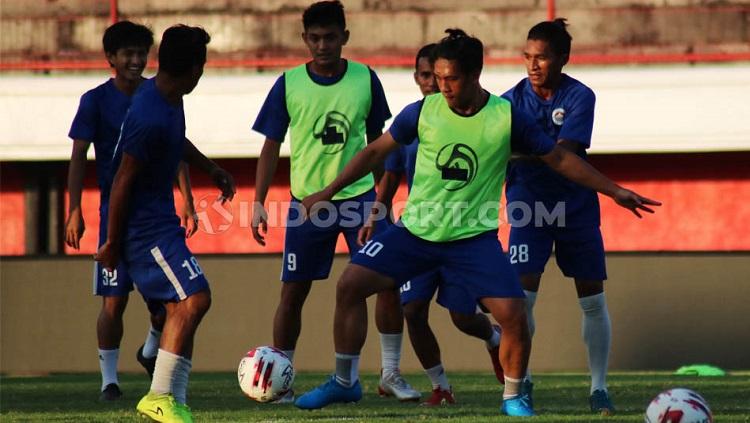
[{"left": 1, "top": 371, "right": 748, "bottom": 422}]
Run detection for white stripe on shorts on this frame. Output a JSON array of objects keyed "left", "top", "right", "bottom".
[
  {"left": 92, "top": 262, "right": 98, "bottom": 295},
  {"left": 150, "top": 246, "right": 188, "bottom": 300}
]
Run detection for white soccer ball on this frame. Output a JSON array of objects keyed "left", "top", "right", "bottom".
[
  {"left": 645, "top": 388, "right": 713, "bottom": 423},
  {"left": 237, "top": 346, "right": 295, "bottom": 402}
]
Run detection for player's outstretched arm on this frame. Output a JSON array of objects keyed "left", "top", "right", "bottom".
[
  {"left": 95, "top": 153, "right": 141, "bottom": 271},
  {"left": 540, "top": 145, "right": 662, "bottom": 217},
  {"left": 358, "top": 170, "right": 401, "bottom": 246},
  {"left": 65, "top": 139, "right": 91, "bottom": 250},
  {"left": 183, "top": 138, "right": 236, "bottom": 203},
  {"left": 251, "top": 138, "right": 281, "bottom": 246},
  {"left": 301, "top": 132, "right": 400, "bottom": 219},
  {"left": 175, "top": 161, "right": 198, "bottom": 238}
]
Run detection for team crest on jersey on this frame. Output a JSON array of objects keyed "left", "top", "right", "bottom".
[
  {"left": 313, "top": 111, "right": 351, "bottom": 154},
  {"left": 435, "top": 143, "right": 478, "bottom": 191},
  {"left": 551, "top": 107, "right": 565, "bottom": 126}
]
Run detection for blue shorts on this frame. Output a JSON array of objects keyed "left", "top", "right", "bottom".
[
  {"left": 399, "top": 268, "right": 481, "bottom": 315},
  {"left": 352, "top": 224, "right": 525, "bottom": 302},
  {"left": 508, "top": 224, "right": 607, "bottom": 281},
  {"left": 124, "top": 227, "right": 210, "bottom": 302},
  {"left": 94, "top": 217, "right": 134, "bottom": 296},
  {"left": 281, "top": 189, "right": 376, "bottom": 282}
]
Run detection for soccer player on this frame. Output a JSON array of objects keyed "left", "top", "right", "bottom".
[
  {"left": 502, "top": 19, "right": 615, "bottom": 415},
  {"left": 360, "top": 43, "right": 503, "bottom": 406},
  {"left": 250, "top": 0, "right": 419, "bottom": 402},
  {"left": 66, "top": 20, "right": 198, "bottom": 401},
  {"left": 95, "top": 24, "right": 235, "bottom": 422},
  {"left": 294, "top": 29, "right": 659, "bottom": 416}
]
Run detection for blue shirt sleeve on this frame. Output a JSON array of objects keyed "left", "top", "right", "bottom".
[
  {"left": 120, "top": 109, "right": 160, "bottom": 163},
  {"left": 251, "top": 75, "right": 289, "bottom": 142},
  {"left": 68, "top": 90, "right": 97, "bottom": 142},
  {"left": 388, "top": 100, "right": 423, "bottom": 145},
  {"left": 557, "top": 87, "right": 595, "bottom": 148},
  {"left": 365, "top": 69, "right": 392, "bottom": 135},
  {"left": 384, "top": 146, "right": 405, "bottom": 173},
  {"left": 510, "top": 106, "right": 556, "bottom": 156}
]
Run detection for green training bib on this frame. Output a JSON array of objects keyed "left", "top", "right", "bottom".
[
  {"left": 401, "top": 93, "right": 512, "bottom": 241},
  {"left": 285, "top": 60, "right": 374, "bottom": 200}
]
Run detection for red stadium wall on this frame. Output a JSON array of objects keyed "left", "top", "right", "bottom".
[
  {"left": 1, "top": 152, "right": 749, "bottom": 255},
  {"left": 0, "top": 163, "right": 26, "bottom": 255}
]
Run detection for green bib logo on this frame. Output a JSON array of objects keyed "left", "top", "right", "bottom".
[
  {"left": 313, "top": 111, "right": 351, "bottom": 154},
  {"left": 435, "top": 143, "right": 478, "bottom": 191}
]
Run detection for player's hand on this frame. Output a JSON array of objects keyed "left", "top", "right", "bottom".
[
  {"left": 300, "top": 189, "right": 333, "bottom": 221},
  {"left": 357, "top": 217, "right": 376, "bottom": 246},
  {"left": 613, "top": 187, "right": 661, "bottom": 218},
  {"left": 251, "top": 201, "right": 268, "bottom": 246},
  {"left": 210, "top": 167, "right": 236, "bottom": 204},
  {"left": 182, "top": 199, "right": 199, "bottom": 238},
  {"left": 94, "top": 240, "right": 120, "bottom": 272},
  {"left": 64, "top": 209, "right": 85, "bottom": 250}
]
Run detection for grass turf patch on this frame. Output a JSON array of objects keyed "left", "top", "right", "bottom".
[{"left": 1, "top": 371, "right": 748, "bottom": 422}]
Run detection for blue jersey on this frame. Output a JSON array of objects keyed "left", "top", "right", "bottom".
[
  {"left": 111, "top": 78, "right": 184, "bottom": 258},
  {"left": 502, "top": 74, "right": 600, "bottom": 227},
  {"left": 252, "top": 60, "right": 391, "bottom": 141},
  {"left": 384, "top": 137, "right": 418, "bottom": 190},
  {"left": 68, "top": 79, "right": 133, "bottom": 205}
]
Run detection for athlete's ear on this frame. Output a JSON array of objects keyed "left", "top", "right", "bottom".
[
  {"left": 561, "top": 53, "right": 569, "bottom": 67},
  {"left": 342, "top": 29, "right": 350, "bottom": 45},
  {"left": 105, "top": 52, "right": 116, "bottom": 68}
]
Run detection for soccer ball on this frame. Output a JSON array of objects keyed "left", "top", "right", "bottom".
[
  {"left": 237, "top": 346, "right": 295, "bottom": 402},
  {"left": 645, "top": 388, "right": 713, "bottom": 423}
]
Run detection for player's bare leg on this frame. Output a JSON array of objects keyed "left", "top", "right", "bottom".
[
  {"left": 159, "top": 290, "right": 211, "bottom": 359},
  {"left": 97, "top": 295, "right": 128, "bottom": 400},
  {"left": 143, "top": 290, "right": 211, "bottom": 408},
  {"left": 575, "top": 278, "right": 614, "bottom": 415},
  {"left": 294, "top": 264, "right": 396, "bottom": 410},
  {"left": 403, "top": 300, "right": 440, "bottom": 368},
  {"left": 482, "top": 297, "right": 533, "bottom": 416},
  {"left": 403, "top": 300, "right": 455, "bottom": 405},
  {"left": 375, "top": 288, "right": 420, "bottom": 401},
  {"left": 273, "top": 280, "right": 313, "bottom": 353}
]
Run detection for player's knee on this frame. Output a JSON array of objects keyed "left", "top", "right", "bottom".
[
  {"left": 101, "top": 295, "right": 128, "bottom": 316},
  {"left": 490, "top": 299, "right": 527, "bottom": 331},
  {"left": 403, "top": 301, "right": 429, "bottom": 325},
  {"left": 450, "top": 312, "right": 480, "bottom": 333}
]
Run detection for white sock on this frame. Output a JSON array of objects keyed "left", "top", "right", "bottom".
[
  {"left": 281, "top": 350, "right": 295, "bottom": 363},
  {"left": 484, "top": 325, "right": 501, "bottom": 349},
  {"left": 334, "top": 353, "right": 360, "bottom": 387},
  {"left": 579, "top": 292, "right": 611, "bottom": 393},
  {"left": 379, "top": 332, "right": 402, "bottom": 378},
  {"left": 151, "top": 349, "right": 180, "bottom": 395},
  {"left": 172, "top": 356, "right": 192, "bottom": 404},
  {"left": 143, "top": 326, "right": 162, "bottom": 359},
  {"left": 424, "top": 364, "right": 450, "bottom": 390},
  {"left": 503, "top": 376, "right": 523, "bottom": 399},
  {"left": 523, "top": 290, "right": 538, "bottom": 382},
  {"left": 98, "top": 348, "right": 119, "bottom": 390}
]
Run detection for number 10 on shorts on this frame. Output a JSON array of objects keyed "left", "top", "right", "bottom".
[{"left": 509, "top": 244, "right": 529, "bottom": 264}]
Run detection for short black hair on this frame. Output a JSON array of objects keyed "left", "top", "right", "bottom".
[
  {"left": 414, "top": 43, "right": 437, "bottom": 70},
  {"left": 303, "top": 0, "right": 346, "bottom": 30},
  {"left": 158, "top": 25, "right": 211, "bottom": 76},
  {"left": 527, "top": 18, "right": 572, "bottom": 58},
  {"left": 102, "top": 20, "right": 153, "bottom": 55},
  {"left": 431, "top": 29, "right": 483, "bottom": 75}
]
